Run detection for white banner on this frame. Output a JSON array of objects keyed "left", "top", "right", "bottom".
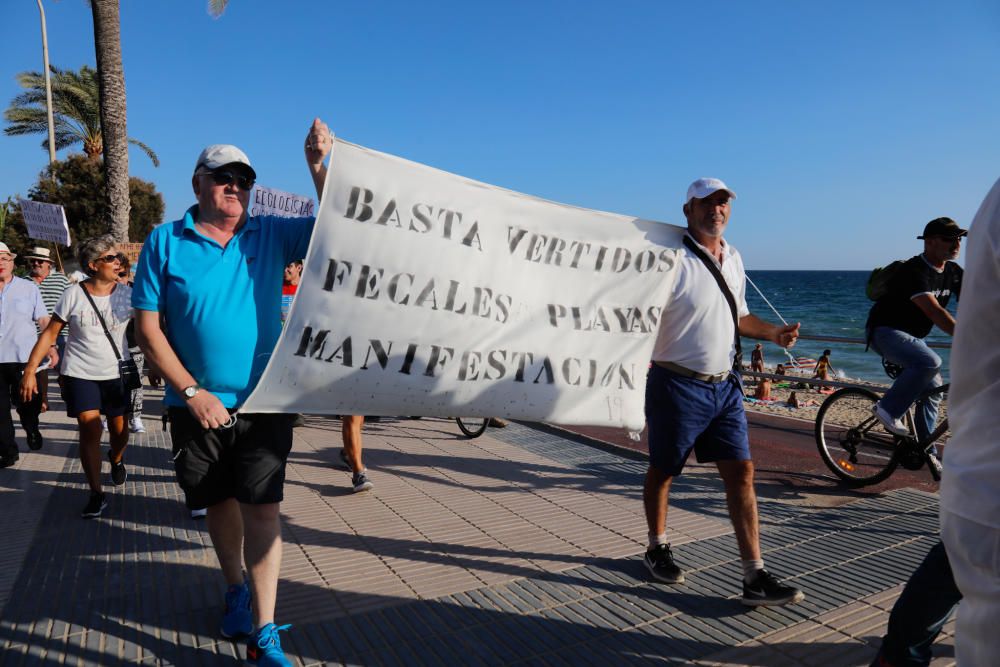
[
  {"left": 242, "top": 140, "right": 685, "bottom": 430},
  {"left": 18, "top": 199, "right": 71, "bottom": 245},
  {"left": 249, "top": 184, "right": 315, "bottom": 219}
]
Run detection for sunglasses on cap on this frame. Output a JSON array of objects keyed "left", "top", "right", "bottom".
[{"left": 205, "top": 169, "right": 255, "bottom": 191}]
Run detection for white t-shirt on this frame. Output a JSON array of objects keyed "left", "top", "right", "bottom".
[
  {"left": 53, "top": 283, "right": 133, "bottom": 381},
  {"left": 650, "top": 233, "right": 751, "bottom": 375},
  {"left": 940, "top": 177, "right": 1000, "bottom": 529}
]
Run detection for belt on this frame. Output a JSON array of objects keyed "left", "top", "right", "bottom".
[{"left": 654, "top": 361, "right": 730, "bottom": 383}]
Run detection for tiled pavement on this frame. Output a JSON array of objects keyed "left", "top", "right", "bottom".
[{"left": 0, "top": 392, "right": 954, "bottom": 666}]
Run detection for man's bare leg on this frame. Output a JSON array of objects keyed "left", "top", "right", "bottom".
[
  {"left": 207, "top": 497, "right": 245, "bottom": 586},
  {"left": 342, "top": 415, "right": 364, "bottom": 473},
  {"left": 716, "top": 459, "right": 761, "bottom": 560},
  {"left": 643, "top": 465, "right": 673, "bottom": 536},
  {"left": 240, "top": 502, "right": 282, "bottom": 627}
]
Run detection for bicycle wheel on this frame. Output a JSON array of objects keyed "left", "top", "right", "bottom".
[
  {"left": 815, "top": 387, "right": 901, "bottom": 486},
  {"left": 456, "top": 417, "right": 488, "bottom": 438}
]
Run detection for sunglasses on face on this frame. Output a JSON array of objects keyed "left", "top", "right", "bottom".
[
  {"left": 28, "top": 259, "right": 49, "bottom": 264},
  {"left": 96, "top": 253, "right": 125, "bottom": 264},
  {"left": 206, "top": 170, "right": 255, "bottom": 191}
]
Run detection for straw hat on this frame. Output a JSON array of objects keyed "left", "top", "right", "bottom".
[{"left": 22, "top": 246, "right": 54, "bottom": 263}]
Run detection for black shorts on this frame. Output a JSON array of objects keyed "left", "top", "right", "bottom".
[
  {"left": 168, "top": 408, "right": 294, "bottom": 509},
  {"left": 62, "top": 376, "right": 130, "bottom": 418}
]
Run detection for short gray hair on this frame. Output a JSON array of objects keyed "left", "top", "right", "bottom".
[{"left": 78, "top": 234, "right": 117, "bottom": 276}]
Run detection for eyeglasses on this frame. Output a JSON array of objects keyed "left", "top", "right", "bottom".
[
  {"left": 96, "top": 253, "right": 125, "bottom": 264},
  {"left": 205, "top": 169, "right": 255, "bottom": 191}
]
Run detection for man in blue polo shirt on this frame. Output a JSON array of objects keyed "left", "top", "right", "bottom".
[{"left": 132, "top": 119, "right": 331, "bottom": 667}]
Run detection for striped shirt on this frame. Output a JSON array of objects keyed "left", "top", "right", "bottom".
[{"left": 36, "top": 270, "right": 70, "bottom": 337}]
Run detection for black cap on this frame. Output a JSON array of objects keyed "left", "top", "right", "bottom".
[{"left": 917, "top": 217, "right": 967, "bottom": 239}]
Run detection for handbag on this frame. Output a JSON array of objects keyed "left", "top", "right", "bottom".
[
  {"left": 682, "top": 235, "right": 743, "bottom": 372},
  {"left": 80, "top": 283, "right": 142, "bottom": 391}
]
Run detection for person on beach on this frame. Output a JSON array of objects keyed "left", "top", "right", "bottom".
[
  {"left": 750, "top": 343, "right": 764, "bottom": 373},
  {"left": 812, "top": 349, "right": 834, "bottom": 380},
  {"left": 865, "top": 218, "right": 964, "bottom": 456},
  {"left": 940, "top": 177, "right": 1000, "bottom": 666},
  {"left": 643, "top": 177, "right": 804, "bottom": 606},
  {"left": 132, "top": 121, "right": 331, "bottom": 667},
  {"left": 0, "top": 242, "right": 51, "bottom": 468},
  {"left": 775, "top": 363, "right": 786, "bottom": 376},
  {"left": 753, "top": 377, "right": 772, "bottom": 401},
  {"left": 21, "top": 236, "right": 133, "bottom": 517}
]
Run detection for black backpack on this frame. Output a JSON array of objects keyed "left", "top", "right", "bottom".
[{"left": 866, "top": 260, "right": 905, "bottom": 301}]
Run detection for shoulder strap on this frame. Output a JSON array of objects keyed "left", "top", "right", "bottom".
[
  {"left": 682, "top": 235, "right": 742, "bottom": 367},
  {"left": 80, "top": 282, "right": 124, "bottom": 361}
]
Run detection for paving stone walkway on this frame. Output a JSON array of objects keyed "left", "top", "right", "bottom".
[{"left": 0, "top": 393, "right": 954, "bottom": 665}]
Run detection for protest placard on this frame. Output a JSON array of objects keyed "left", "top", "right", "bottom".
[
  {"left": 241, "top": 140, "right": 684, "bottom": 430},
  {"left": 18, "top": 199, "right": 71, "bottom": 245},
  {"left": 249, "top": 185, "right": 315, "bottom": 219}
]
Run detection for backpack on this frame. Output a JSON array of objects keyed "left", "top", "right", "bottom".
[{"left": 866, "top": 260, "right": 905, "bottom": 301}]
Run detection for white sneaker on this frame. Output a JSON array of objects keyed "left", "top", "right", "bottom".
[
  {"left": 190, "top": 507, "right": 208, "bottom": 519},
  {"left": 101, "top": 417, "right": 108, "bottom": 432},
  {"left": 872, "top": 403, "right": 908, "bottom": 436},
  {"left": 129, "top": 416, "right": 146, "bottom": 433}
]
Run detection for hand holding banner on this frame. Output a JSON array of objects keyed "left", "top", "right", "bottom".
[{"left": 242, "top": 140, "right": 685, "bottom": 430}]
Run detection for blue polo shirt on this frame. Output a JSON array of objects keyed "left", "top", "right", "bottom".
[{"left": 132, "top": 205, "right": 314, "bottom": 408}]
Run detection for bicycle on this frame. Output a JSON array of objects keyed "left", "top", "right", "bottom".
[
  {"left": 455, "top": 417, "right": 488, "bottom": 438},
  {"left": 814, "top": 376, "right": 947, "bottom": 487}
]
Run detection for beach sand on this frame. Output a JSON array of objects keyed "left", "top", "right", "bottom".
[{"left": 742, "top": 377, "right": 950, "bottom": 440}]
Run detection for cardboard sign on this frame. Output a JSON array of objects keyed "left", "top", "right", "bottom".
[
  {"left": 250, "top": 185, "right": 315, "bottom": 219},
  {"left": 18, "top": 199, "right": 71, "bottom": 246}
]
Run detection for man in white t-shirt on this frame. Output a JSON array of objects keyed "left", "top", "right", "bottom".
[
  {"left": 940, "top": 176, "right": 1000, "bottom": 666},
  {"left": 643, "top": 178, "right": 804, "bottom": 607}
]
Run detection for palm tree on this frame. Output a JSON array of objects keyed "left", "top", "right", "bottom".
[
  {"left": 89, "top": 0, "right": 131, "bottom": 242},
  {"left": 3, "top": 65, "right": 159, "bottom": 166},
  {"left": 208, "top": 0, "right": 230, "bottom": 17}
]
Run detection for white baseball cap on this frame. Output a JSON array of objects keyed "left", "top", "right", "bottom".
[
  {"left": 194, "top": 144, "right": 256, "bottom": 179},
  {"left": 0, "top": 242, "right": 16, "bottom": 258},
  {"left": 685, "top": 177, "right": 737, "bottom": 205}
]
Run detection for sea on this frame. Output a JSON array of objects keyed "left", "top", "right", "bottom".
[{"left": 744, "top": 271, "right": 955, "bottom": 384}]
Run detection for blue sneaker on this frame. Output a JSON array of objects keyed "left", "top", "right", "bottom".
[
  {"left": 246, "top": 623, "right": 292, "bottom": 666},
  {"left": 220, "top": 581, "right": 253, "bottom": 638}
]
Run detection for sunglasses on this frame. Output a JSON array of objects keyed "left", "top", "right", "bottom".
[
  {"left": 206, "top": 169, "right": 255, "bottom": 191},
  {"left": 96, "top": 253, "right": 125, "bottom": 264}
]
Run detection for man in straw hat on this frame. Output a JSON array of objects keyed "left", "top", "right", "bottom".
[{"left": 24, "top": 245, "right": 70, "bottom": 409}]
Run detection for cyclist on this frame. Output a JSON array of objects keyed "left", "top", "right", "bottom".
[{"left": 865, "top": 217, "right": 964, "bottom": 453}]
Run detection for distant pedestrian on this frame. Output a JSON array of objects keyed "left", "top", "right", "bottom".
[
  {"left": 116, "top": 257, "right": 145, "bottom": 433},
  {"left": 21, "top": 235, "right": 133, "bottom": 518},
  {"left": 941, "top": 177, "right": 1000, "bottom": 666},
  {"left": 24, "top": 246, "right": 70, "bottom": 408},
  {"left": 643, "top": 178, "right": 804, "bottom": 606},
  {"left": 281, "top": 260, "right": 302, "bottom": 324},
  {"left": 338, "top": 415, "right": 373, "bottom": 492},
  {"left": 0, "top": 242, "right": 51, "bottom": 468}
]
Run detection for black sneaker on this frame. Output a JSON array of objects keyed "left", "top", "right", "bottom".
[
  {"left": 741, "top": 569, "right": 805, "bottom": 606},
  {"left": 352, "top": 470, "right": 374, "bottom": 493},
  {"left": 644, "top": 544, "right": 685, "bottom": 583},
  {"left": 82, "top": 492, "right": 107, "bottom": 519},
  {"left": 107, "top": 450, "right": 127, "bottom": 486},
  {"left": 26, "top": 430, "right": 43, "bottom": 451},
  {"left": 0, "top": 452, "right": 19, "bottom": 469}
]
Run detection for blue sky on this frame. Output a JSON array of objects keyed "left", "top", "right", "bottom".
[{"left": 2, "top": 0, "right": 998, "bottom": 269}]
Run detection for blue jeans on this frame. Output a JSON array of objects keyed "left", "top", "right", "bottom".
[
  {"left": 870, "top": 541, "right": 961, "bottom": 666},
  {"left": 868, "top": 326, "right": 943, "bottom": 444}
]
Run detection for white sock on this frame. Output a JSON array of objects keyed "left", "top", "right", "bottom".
[
  {"left": 648, "top": 533, "right": 668, "bottom": 549},
  {"left": 742, "top": 559, "right": 765, "bottom": 583}
]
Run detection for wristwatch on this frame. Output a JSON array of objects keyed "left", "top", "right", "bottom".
[{"left": 182, "top": 384, "right": 201, "bottom": 400}]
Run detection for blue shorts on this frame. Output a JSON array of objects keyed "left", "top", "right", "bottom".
[
  {"left": 62, "top": 376, "right": 130, "bottom": 418},
  {"left": 644, "top": 364, "right": 751, "bottom": 475}
]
